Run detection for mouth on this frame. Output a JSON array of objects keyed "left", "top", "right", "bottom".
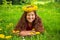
[{"left": 28, "top": 19, "right": 34, "bottom": 22}]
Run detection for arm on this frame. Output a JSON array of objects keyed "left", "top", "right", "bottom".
[{"left": 19, "top": 30, "right": 36, "bottom": 36}]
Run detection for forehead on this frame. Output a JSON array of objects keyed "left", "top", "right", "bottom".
[{"left": 27, "top": 11, "right": 35, "bottom": 14}]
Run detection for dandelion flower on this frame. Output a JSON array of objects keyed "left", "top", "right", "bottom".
[
  {"left": 0, "top": 34, "right": 5, "bottom": 38},
  {"left": 5, "top": 36, "right": 12, "bottom": 39},
  {"left": 36, "top": 32, "right": 40, "bottom": 34},
  {"left": 12, "top": 30, "right": 20, "bottom": 33},
  {"left": 30, "top": 32, "right": 34, "bottom": 35},
  {"left": 22, "top": 5, "right": 38, "bottom": 12},
  {"left": 16, "top": 30, "right": 20, "bottom": 33},
  {"left": 9, "top": 23, "right": 13, "bottom": 26},
  {"left": 12, "top": 30, "right": 16, "bottom": 33},
  {"left": 0, "top": 28, "right": 2, "bottom": 30},
  {"left": 32, "top": 28, "right": 35, "bottom": 31}
]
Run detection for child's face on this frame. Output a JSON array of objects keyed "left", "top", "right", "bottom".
[{"left": 26, "top": 11, "right": 35, "bottom": 23}]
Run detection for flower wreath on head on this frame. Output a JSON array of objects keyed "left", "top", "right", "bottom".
[{"left": 22, "top": 5, "right": 38, "bottom": 12}]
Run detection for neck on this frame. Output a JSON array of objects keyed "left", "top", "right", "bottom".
[
  {"left": 28, "top": 22, "right": 32, "bottom": 24},
  {"left": 28, "top": 22, "right": 32, "bottom": 26}
]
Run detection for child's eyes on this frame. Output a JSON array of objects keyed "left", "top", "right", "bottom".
[
  {"left": 32, "top": 14, "right": 34, "bottom": 16},
  {"left": 27, "top": 14, "right": 34, "bottom": 16},
  {"left": 28, "top": 15, "right": 30, "bottom": 16}
]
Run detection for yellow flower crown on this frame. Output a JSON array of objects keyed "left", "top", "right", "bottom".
[{"left": 22, "top": 5, "right": 38, "bottom": 12}]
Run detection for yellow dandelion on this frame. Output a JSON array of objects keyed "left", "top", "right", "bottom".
[
  {"left": 30, "top": 32, "right": 34, "bottom": 35},
  {"left": 0, "top": 28, "right": 2, "bottom": 30},
  {"left": 22, "top": 6, "right": 26, "bottom": 11},
  {"left": 12, "top": 30, "right": 20, "bottom": 33},
  {"left": 22, "top": 5, "right": 38, "bottom": 12},
  {"left": 32, "top": 28, "right": 35, "bottom": 31},
  {"left": 5, "top": 36, "right": 12, "bottom": 39},
  {"left": 0, "top": 34, "right": 5, "bottom": 38},
  {"left": 9, "top": 23, "right": 13, "bottom": 26},
  {"left": 33, "top": 5, "right": 38, "bottom": 10},
  {"left": 35, "top": 32, "right": 40, "bottom": 34},
  {"left": 16, "top": 30, "right": 20, "bottom": 33},
  {"left": 26, "top": 8, "right": 32, "bottom": 12},
  {"left": 12, "top": 30, "right": 16, "bottom": 33}
]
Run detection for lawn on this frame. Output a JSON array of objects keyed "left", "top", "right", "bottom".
[{"left": 0, "top": 2, "right": 60, "bottom": 40}]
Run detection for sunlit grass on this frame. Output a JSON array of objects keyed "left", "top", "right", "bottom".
[{"left": 0, "top": 2, "right": 60, "bottom": 40}]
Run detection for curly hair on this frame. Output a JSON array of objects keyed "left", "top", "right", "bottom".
[{"left": 14, "top": 11, "right": 44, "bottom": 33}]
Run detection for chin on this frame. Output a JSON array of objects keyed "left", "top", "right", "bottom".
[{"left": 28, "top": 21, "right": 33, "bottom": 23}]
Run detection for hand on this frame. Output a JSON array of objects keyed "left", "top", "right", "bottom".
[
  {"left": 19, "top": 31, "right": 36, "bottom": 36},
  {"left": 20, "top": 31, "right": 31, "bottom": 36}
]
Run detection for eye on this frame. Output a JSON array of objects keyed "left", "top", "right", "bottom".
[
  {"left": 32, "top": 14, "right": 34, "bottom": 16},
  {"left": 27, "top": 14, "right": 30, "bottom": 16}
]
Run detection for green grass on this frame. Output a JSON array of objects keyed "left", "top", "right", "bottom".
[{"left": 0, "top": 2, "right": 60, "bottom": 40}]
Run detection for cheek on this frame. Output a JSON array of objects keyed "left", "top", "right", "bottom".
[
  {"left": 26, "top": 16, "right": 35, "bottom": 20},
  {"left": 32, "top": 16, "right": 35, "bottom": 19},
  {"left": 26, "top": 16, "right": 29, "bottom": 19},
  {"left": 26, "top": 16, "right": 30, "bottom": 20}
]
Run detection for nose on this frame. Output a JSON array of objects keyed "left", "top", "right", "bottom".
[{"left": 29, "top": 16, "right": 32, "bottom": 19}]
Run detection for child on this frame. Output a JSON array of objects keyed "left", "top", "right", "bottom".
[{"left": 13, "top": 5, "right": 44, "bottom": 36}]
